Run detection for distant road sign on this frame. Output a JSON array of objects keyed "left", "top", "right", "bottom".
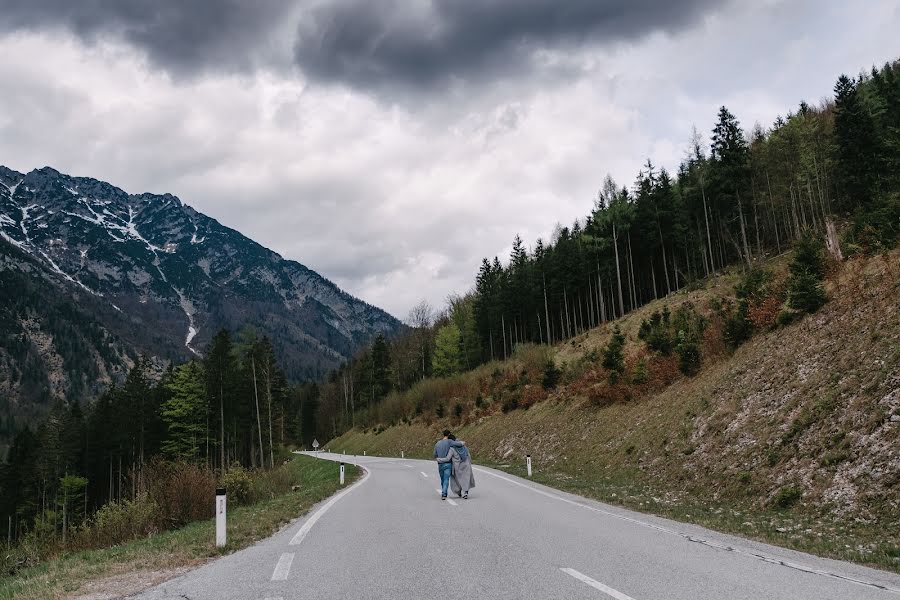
[{"left": 312, "top": 439, "right": 320, "bottom": 450}]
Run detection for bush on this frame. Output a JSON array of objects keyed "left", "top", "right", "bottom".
[
  {"left": 630, "top": 359, "right": 649, "bottom": 384},
  {"left": 221, "top": 463, "right": 253, "bottom": 505},
  {"left": 675, "top": 331, "right": 702, "bottom": 376},
  {"left": 845, "top": 193, "right": 899, "bottom": 254},
  {"left": 776, "top": 309, "right": 798, "bottom": 327},
  {"left": 251, "top": 465, "right": 296, "bottom": 501},
  {"left": 772, "top": 485, "right": 802, "bottom": 509},
  {"left": 75, "top": 496, "right": 158, "bottom": 549},
  {"left": 602, "top": 327, "right": 626, "bottom": 382},
  {"left": 145, "top": 459, "right": 216, "bottom": 528},
  {"left": 787, "top": 233, "right": 827, "bottom": 313},
  {"left": 541, "top": 360, "right": 562, "bottom": 389}
]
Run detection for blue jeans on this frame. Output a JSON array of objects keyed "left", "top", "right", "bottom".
[{"left": 438, "top": 462, "right": 452, "bottom": 497}]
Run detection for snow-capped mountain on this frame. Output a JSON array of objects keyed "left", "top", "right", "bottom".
[{"left": 0, "top": 165, "right": 402, "bottom": 394}]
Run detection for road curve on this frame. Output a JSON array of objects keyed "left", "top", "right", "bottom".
[{"left": 133, "top": 452, "right": 900, "bottom": 600}]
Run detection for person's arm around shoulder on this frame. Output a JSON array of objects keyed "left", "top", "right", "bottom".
[{"left": 449, "top": 439, "right": 466, "bottom": 448}]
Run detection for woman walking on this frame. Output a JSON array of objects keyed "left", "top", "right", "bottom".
[{"left": 440, "top": 434, "right": 475, "bottom": 499}]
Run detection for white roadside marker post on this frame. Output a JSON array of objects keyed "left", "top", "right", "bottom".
[
  {"left": 363, "top": 450, "right": 366, "bottom": 456},
  {"left": 401, "top": 450, "right": 404, "bottom": 459},
  {"left": 526, "top": 454, "right": 533, "bottom": 477},
  {"left": 215, "top": 487, "right": 227, "bottom": 548},
  {"left": 340, "top": 462, "right": 345, "bottom": 485}
]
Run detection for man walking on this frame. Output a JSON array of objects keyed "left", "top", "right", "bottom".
[{"left": 433, "top": 429, "right": 465, "bottom": 500}]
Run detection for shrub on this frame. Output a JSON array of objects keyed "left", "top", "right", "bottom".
[
  {"left": 251, "top": 465, "right": 296, "bottom": 501},
  {"left": 772, "top": 485, "right": 802, "bottom": 509},
  {"left": 453, "top": 402, "right": 464, "bottom": 419},
  {"left": 75, "top": 496, "right": 157, "bottom": 549},
  {"left": 787, "top": 233, "right": 827, "bottom": 313},
  {"left": 776, "top": 309, "right": 798, "bottom": 327},
  {"left": 675, "top": 330, "right": 702, "bottom": 376},
  {"left": 630, "top": 359, "right": 649, "bottom": 384},
  {"left": 541, "top": 360, "right": 562, "bottom": 390},
  {"left": 845, "top": 193, "right": 899, "bottom": 254},
  {"left": 145, "top": 459, "right": 216, "bottom": 528},
  {"left": 602, "top": 327, "right": 626, "bottom": 382},
  {"left": 221, "top": 463, "right": 253, "bottom": 505}
]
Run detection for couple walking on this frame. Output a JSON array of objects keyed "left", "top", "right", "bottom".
[{"left": 433, "top": 429, "right": 475, "bottom": 500}]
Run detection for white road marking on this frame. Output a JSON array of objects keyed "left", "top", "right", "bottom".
[
  {"left": 561, "top": 568, "right": 637, "bottom": 600},
  {"left": 271, "top": 553, "right": 294, "bottom": 581},
  {"left": 403, "top": 464, "right": 413, "bottom": 468},
  {"left": 435, "top": 488, "right": 459, "bottom": 505},
  {"left": 289, "top": 466, "right": 371, "bottom": 546},
  {"left": 420, "top": 471, "right": 429, "bottom": 478},
  {"left": 476, "top": 468, "right": 900, "bottom": 596},
  {"left": 263, "top": 597, "right": 284, "bottom": 600}
]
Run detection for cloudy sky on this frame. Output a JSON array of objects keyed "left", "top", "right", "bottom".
[{"left": 0, "top": 1, "right": 897, "bottom": 319}]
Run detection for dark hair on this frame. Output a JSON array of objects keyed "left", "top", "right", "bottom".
[
  {"left": 448, "top": 434, "right": 456, "bottom": 441},
  {"left": 442, "top": 429, "right": 451, "bottom": 437}
]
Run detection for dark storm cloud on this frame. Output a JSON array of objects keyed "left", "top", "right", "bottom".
[
  {"left": 0, "top": 0, "right": 295, "bottom": 74},
  {"left": 2, "top": 0, "right": 726, "bottom": 86},
  {"left": 293, "top": 0, "right": 727, "bottom": 88}
]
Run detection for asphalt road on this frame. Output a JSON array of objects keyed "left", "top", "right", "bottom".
[{"left": 133, "top": 452, "right": 900, "bottom": 600}]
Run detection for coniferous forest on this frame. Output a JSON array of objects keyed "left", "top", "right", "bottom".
[
  {"left": 1, "top": 58, "right": 897, "bottom": 563},
  {"left": 312, "top": 59, "right": 899, "bottom": 435},
  {"left": 0, "top": 328, "right": 319, "bottom": 554}
]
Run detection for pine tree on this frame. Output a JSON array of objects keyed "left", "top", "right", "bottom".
[
  {"left": 432, "top": 323, "right": 462, "bottom": 377},
  {"left": 602, "top": 327, "right": 626, "bottom": 382},
  {"left": 161, "top": 361, "right": 207, "bottom": 461},
  {"left": 787, "top": 233, "right": 827, "bottom": 313}
]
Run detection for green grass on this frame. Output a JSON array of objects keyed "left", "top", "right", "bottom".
[{"left": 0, "top": 455, "right": 359, "bottom": 600}]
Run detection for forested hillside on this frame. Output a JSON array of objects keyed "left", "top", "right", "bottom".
[
  {"left": 0, "top": 326, "right": 320, "bottom": 565},
  {"left": 311, "top": 60, "right": 899, "bottom": 569},
  {"left": 0, "top": 165, "right": 402, "bottom": 451},
  {"left": 312, "top": 58, "right": 899, "bottom": 440}
]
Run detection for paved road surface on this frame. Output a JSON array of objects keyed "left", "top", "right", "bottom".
[{"left": 133, "top": 452, "right": 900, "bottom": 600}]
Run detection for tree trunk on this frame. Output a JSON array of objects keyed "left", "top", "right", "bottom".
[
  {"left": 597, "top": 265, "right": 607, "bottom": 323},
  {"left": 252, "top": 358, "right": 264, "bottom": 468},
  {"left": 265, "top": 365, "right": 274, "bottom": 470},
  {"left": 612, "top": 222, "right": 624, "bottom": 318},
  {"left": 737, "top": 190, "right": 752, "bottom": 268},
  {"left": 219, "top": 375, "right": 225, "bottom": 474},
  {"left": 701, "top": 177, "right": 715, "bottom": 272},
  {"left": 542, "top": 273, "right": 551, "bottom": 344},
  {"left": 501, "top": 314, "right": 508, "bottom": 358}
]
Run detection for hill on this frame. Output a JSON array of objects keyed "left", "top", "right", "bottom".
[{"left": 330, "top": 249, "right": 900, "bottom": 570}]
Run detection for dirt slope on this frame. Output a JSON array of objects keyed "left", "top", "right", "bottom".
[{"left": 332, "top": 251, "right": 900, "bottom": 570}]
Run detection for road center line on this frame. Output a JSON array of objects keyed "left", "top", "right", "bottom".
[
  {"left": 420, "top": 471, "right": 429, "bottom": 478},
  {"left": 475, "top": 467, "right": 900, "bottom": 595},
  {"left": 561, "top": 568, "right": 637, "bottom": 600},
  {"left": 289, "top": 465, "right": 371, "bottom": 546},
  {"left": 271, "top": 553, "right": 294, "bottom": 581}
]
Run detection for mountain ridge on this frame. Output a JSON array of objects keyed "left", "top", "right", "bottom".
[{"left": 0, "top": 165, "right": 402, "bottom": 428}]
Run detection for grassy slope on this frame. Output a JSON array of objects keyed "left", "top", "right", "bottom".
[
  {"left": 0, "top": 455, "right": 359, "bottom": 600},
  {"left": 332, "top": 251, "right": 900, "bottom": 571}
]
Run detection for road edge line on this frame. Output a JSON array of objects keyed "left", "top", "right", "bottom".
[{"left": 289, "top": 464, "right": 371, "bottom": 546}]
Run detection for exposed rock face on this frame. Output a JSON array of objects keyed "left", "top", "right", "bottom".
[{"left": 0, "top": 165, "right": 402, "bottom": 420}]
